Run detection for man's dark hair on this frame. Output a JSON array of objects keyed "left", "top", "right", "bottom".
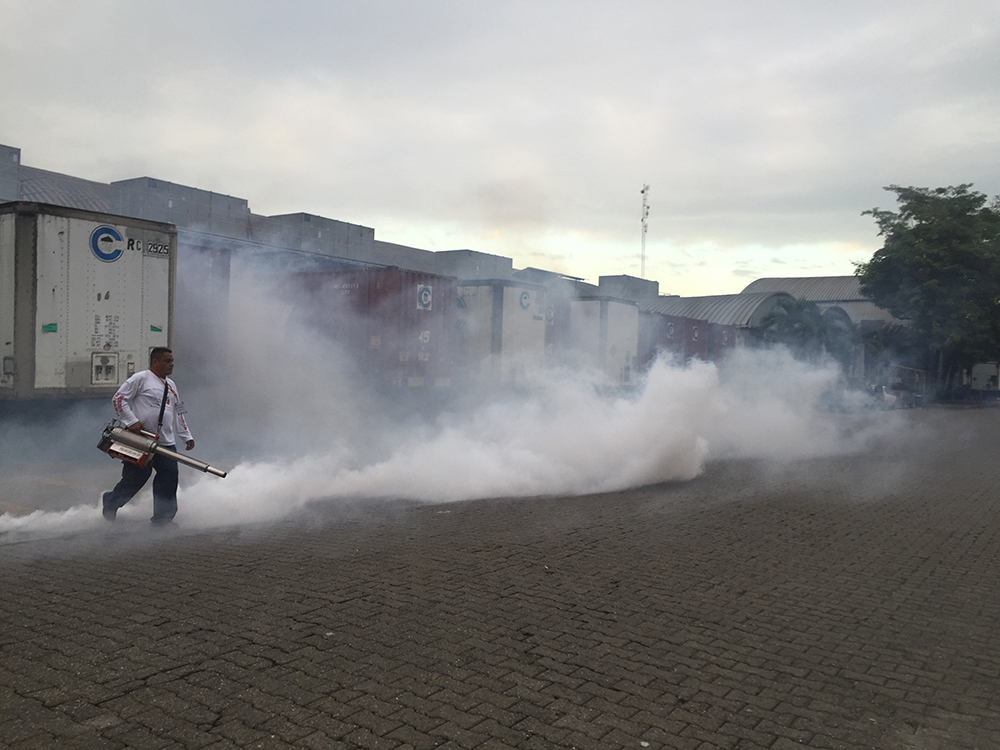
[{"left": 149, "top": 347, "right": 173, "bottom": 365}]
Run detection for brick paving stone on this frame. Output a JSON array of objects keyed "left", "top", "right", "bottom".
[
  {"left": 258, "top": 715, "right": 320, "bottom": 744},
  {"left": 771, "top": 738, "right": 822, "bottom": 750},
  {"left": 469, "top": 718, "right": 530, "bottom": 747},
  {"left": 5, "top": 407, "right": 1000, "bottom": 749},
  {"left": 7, "top": 734, "right": 62, "bottom": 750},
  {"left": 198, "top": 741, "right": 245, "bottom": 750},
  {"left": 342, "top": 726, "right": 400, "bottom": 750},
  {"left": 384, "top": 723, "right": 439, "bottom": 750},
  {"left": 297, "top": 731, "right": 347, "bottom": 750},
  {"left": 473, "top": 739, "right": 519, "bottom": 750}
]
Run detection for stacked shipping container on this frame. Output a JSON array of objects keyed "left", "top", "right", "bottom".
[
  {"left": 1, "top": 202, "right": 763, "bottom": 403},
  {"left": 289, "top": 267, "right": 458, "bottom": 388},
  {"left": 707, "top": 323, "right": 740, "bottom": 360},
  {"left": 456, "top": 280, "right": 547, "bottom": 384},
  {"left": 569, "top": 297, "right": 639, "bottom": 383},
  {"left": 638, "top": 312, "right": 709, "bottom": 368}
]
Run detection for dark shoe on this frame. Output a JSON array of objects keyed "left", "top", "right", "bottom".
[
  {"left": 150, "top": 519, "right": 177, "bottom": 529},
  {"left": 102, "top": 492, "right": 116, "bottom": 521}
]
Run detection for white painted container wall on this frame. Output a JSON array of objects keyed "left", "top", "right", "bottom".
[
  {"left": 456, "top": 283, "right": 493, "bottom": 378},
  {"left": 457, "top": 281, "right": 546, "bottom": 383},
  {"left": 0, "top": 213, "right": 15, "bottom": 389},
  {"left": 605, "top": 299, "right": 638, "bottom": 383},
  {"left": 570, "top": 298, "right": 639, "bottom": 383},
  {"left": 500, "top": 284, "right": 546, "bottom": 381},
  {"left": 570, "top": 300, "right": 603, "bottom": 367},
  {"left": 970, "top": 362, "right": 1000, "bottom": 391},
  {"left": 0, "top": 203, "right": 175, "bottom": 399}
]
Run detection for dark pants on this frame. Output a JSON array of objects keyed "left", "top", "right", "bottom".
[{"left": 106, "top": 447, "right": 179, "bottom": 521}]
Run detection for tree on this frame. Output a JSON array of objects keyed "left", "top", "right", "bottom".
[
  {"left": 855, "top": 184, "right": 1000, "bottom": 386},
  {"left": 751, "top": 296, "right": 857, "bottom": 371}
]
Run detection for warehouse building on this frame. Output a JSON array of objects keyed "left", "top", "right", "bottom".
[
  {"left": 740, "top": 276, "right": 898, "bottom": 330},
  {"left": 640, "top": 292, "right": 795, "bottom": 361},
  {"left": 2, "top": 141, "right": 905, "bottom": 397},
  {"left": 0, "top": 143, "right": 512, "bottom": 280}
]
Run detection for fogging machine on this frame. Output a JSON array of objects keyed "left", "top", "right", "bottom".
[{"left": 98, "top": 420, "right": 228, "bottom": 478}]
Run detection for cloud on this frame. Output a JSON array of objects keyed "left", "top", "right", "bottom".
[{"left": 2, "top": 0, "right": 1000, "bottom": 291}]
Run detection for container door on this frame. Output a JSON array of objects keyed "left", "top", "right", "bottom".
[{"left": 0, "top": 214, "right": 14, "bottom": 392}]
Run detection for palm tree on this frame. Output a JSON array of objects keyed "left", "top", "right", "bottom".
[{"left": 753, "top": 297, "right": 857, "bottom": 371}]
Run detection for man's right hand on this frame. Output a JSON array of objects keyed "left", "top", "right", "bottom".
[{"left": 126, "top": 422, "right": 144, "bottom": 434}]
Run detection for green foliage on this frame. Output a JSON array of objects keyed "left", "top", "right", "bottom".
[
  {"left": 750, "top": 296, "right": 858, "bottom": 370},
  {"left": 861, "top": 325, "right": 930, "bottom": 375},
  {"left": 821, "top": 307, "right": 859, "bottom": 371},
  {"left": 855, "top": 185, "right": 1000, "bottom": 377}
]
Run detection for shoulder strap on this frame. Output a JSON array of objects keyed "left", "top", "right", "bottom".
[{"left": 155, "top": 378, "right": 169, "bottom": 439}]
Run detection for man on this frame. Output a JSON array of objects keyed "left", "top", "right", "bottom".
[{"left": 102, "top": 347, "right": 195, "bottom": 526}]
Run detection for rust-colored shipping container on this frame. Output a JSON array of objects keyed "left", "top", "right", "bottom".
[
  {"left": 290, "top": 267, "right": 457, "bottom": 388},
  {"left": 707, "top": 323, "right": 740, "bottom": 361},
  {"left": 683, "top": 317, "right": 709, "bottom": 360},
  {"left": 638, "top": 312, "right": 709, "bottom": 368}
]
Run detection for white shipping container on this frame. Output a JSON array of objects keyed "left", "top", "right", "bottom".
[
  {"left": 570, "top": 297, "right": 639, "bottom": 383},
  {"left": 457, "top": 280, "right": 546, "bottom": 383},
  {"left": 0, "top": 202, "right": 175, "bottom": 399},
  {"left": 0, "top": 212, "right": 15, "bottom": 389},
  {"left": 970, "top": 362, "right": 1000, "bottom": 391}
]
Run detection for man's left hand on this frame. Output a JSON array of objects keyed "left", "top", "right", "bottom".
[{"left": 186, "top": 440, "right": 195, "bottom": 451}]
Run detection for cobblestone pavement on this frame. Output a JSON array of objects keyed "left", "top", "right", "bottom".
[{"left": 3, "top": 407, "right": 1000, "bottom": 750}]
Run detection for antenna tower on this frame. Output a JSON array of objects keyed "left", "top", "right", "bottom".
[{"left": 640, "top": 184, "right": 650, "bottom": 279}]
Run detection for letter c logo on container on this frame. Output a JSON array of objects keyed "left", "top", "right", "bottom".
[
  {"left": 417, "top": 285, "right": 433, "bottom": 310},
  {"left": 90, "top": 226, "right": 124, "bottom": 262}
]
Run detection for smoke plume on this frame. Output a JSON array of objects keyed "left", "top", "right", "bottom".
[{"left": 0, "top": 268, "right": 897, "bottom": 541}]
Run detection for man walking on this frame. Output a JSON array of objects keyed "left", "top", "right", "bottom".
[{"left": 102, "top": 347, "right": 195, "bottom": 526}]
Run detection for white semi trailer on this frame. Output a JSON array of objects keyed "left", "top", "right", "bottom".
[
  {"left": 570, "top": 296, "right": 639, "bottom": 384},
  {"left": 970, "top": 362, "right": 1000, "bottom": 393},
  {"left": 0, "top": 202, "right": 176, "bottom": 400},
  {"left": 457, "top": 279, "right": 547, "bottom": 384}
]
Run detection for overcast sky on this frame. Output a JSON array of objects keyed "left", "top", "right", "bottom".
[{"left": 2, "top": 1, "right": 998, "bottom": 295}]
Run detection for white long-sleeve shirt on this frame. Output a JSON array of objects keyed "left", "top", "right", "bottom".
[{"left": 112, "top": 370, "right": 193, "bottom": 446}]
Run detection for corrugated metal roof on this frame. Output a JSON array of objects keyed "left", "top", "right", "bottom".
[
  {"left": 740, "top": 277, "right": 901, "bottom": 325},
  {"left": 740, "top": 276, "right": 866, "bottom": 301},
  {"left": 639, "top": 292, "right": 794, "bottom": 327},
  {"left": 18, "top": 166, "right": 121, "bottom": 214}
]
